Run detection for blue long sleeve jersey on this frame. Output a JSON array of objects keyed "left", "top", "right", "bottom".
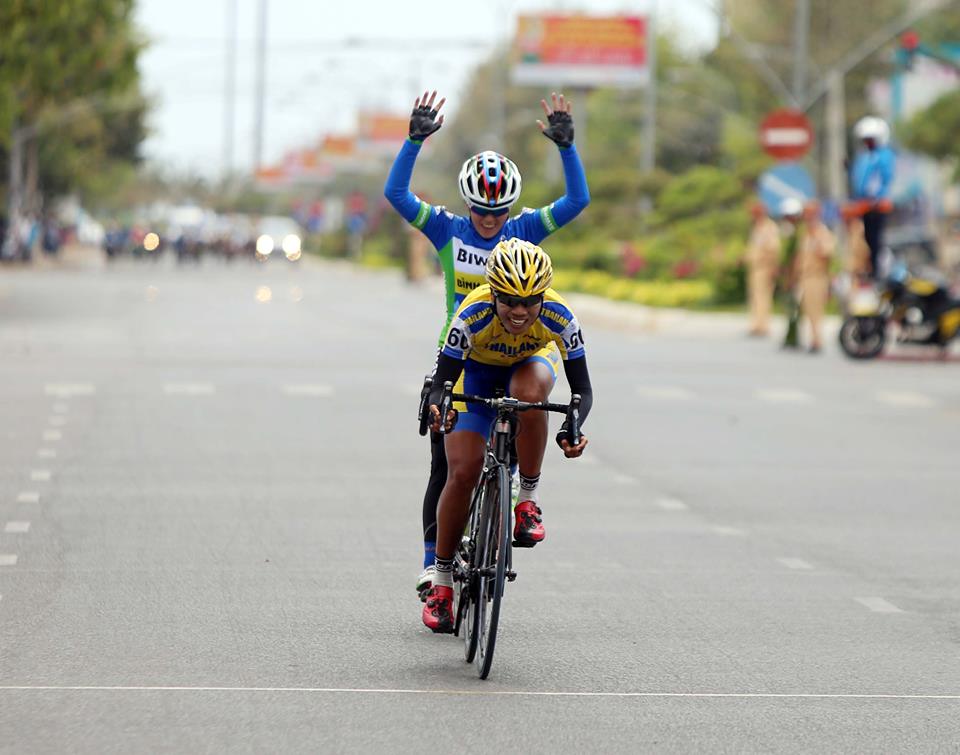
[
  {"left": 850, "top": 145, "right": 896, "bottom": 201},
  {"left": 384, "top": 138, "right": 589, "bottom": 345}
]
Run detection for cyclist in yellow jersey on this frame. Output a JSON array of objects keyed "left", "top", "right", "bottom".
[{"left": 421, "top": 238, "right": 593, "bottom": 633}]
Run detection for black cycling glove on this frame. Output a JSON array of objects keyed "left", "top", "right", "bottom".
[
  {"left": 409, "top": 103, "right": 442, "bottom": 142},
  {"left": 541, "top": 110, "right": 575, "bottom": 148}
]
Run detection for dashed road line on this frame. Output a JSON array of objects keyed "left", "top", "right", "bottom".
[
  {"left": 855, "top": 597, "right": 904, "bottom": 614},
  {"left": 777, "top": 557, "right": 814, "bottom": 571},
  {"left": 0, "top": 555, "right": 18, "bottom": 567},
  {"left": 48, "top": 416, "right": 67, "bottom": 426},
  {"left": 16, "top": 492, "right": 40, "bottom": 504},
  {"left": 713, "top": 525, "right": 747, "bottom": 536},
  {"left": 636, "top": 386, "right": 694, "bottom": 401},
  {"left": 282, "top": 384, "right": 334, "bottom": 397},
  {"left": 4, "top": 522, "right": 30, "bottom": 534},
  {"left": 874, "top": 390, "right": 936, "bottom": 409},
  {"left": 656, "top": 497, "right": 688, "bottom": 511},
  {"left": 42, "top": 430, "right": 62, "bottom": 442},
  {"left": 44, "top": 383, "right": 95, "bottom": 398},
  {"left": 37, "top": 449, "right": 57, "bottom": 459},
  {"left": 30, "top": 470, "right": 52, "bottom": 482},
  {"left": 755, "top": 389, "right": 813, "bottom": 404},
  {"left": 163, "top": 383, "right": 215, "bottom": 396}
]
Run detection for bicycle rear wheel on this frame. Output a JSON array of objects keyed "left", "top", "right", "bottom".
[{"left": 475, "top": 464, "right": 511, "bottom": 680}]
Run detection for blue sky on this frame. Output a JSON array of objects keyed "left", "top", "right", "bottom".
[{"left": 135, "top": 0, "right": 718, "bottom": 176}]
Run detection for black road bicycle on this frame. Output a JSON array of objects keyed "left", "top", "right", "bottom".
[{"left": 418, "top": 377, "right": 581, "bottom": 679}]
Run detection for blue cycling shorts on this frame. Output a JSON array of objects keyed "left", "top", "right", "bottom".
[{"left": 451, "top": 345, "right": 561, "bottom": 437}]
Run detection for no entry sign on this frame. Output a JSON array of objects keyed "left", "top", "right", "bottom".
[{"left": 759, "top": 109, "right": 813, "bottom": 161}]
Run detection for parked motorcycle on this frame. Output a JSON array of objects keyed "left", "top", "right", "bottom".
[{"left": 839, "top": 263, "right": 960, "bottom": 359}]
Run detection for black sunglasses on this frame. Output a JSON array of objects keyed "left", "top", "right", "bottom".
[
  {"left": 470, "top": 205, "right": 510, "bottom": 218},
  {"left": 495, "top": 292, "right": 543, "bottom": 309}
]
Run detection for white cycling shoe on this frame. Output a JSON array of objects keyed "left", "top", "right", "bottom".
[{"left": 416, "top": 565, "right": 436, "bottom": 601}]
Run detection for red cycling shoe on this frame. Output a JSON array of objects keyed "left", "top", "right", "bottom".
[
  {"left": 513, "top": 500, "right": 545, "bottom": 547},
  {"left": 421, "top": 585, "right": 454, "bottom": 633}
]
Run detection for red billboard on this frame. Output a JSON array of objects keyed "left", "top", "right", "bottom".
[{"left": 512, "top": 15, "right": 649, "bottom": 88}]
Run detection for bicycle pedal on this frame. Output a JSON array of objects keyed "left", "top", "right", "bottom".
[{"left": 506, "top": 570, "right": 517, "bottom": 582}]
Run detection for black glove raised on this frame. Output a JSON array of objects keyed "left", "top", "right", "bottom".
[
  {"left": 541, "top": 110, "right": 574, "bottom": 148},
  {"left": 409, "top": 103, "right": 442, "bottom": 142}
]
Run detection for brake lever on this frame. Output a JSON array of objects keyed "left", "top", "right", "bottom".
[
  {"left": 438, "top": 381, "right": 454, "bottom": 435},
  {"left": 566, "top": 394, "right": 581, "bottom": 446},
  {"left": 417, "top": 376, "right": 433, "bottom": 437}
]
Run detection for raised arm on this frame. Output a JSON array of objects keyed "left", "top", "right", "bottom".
[
  {"left": 538, "top": 93, "right": 590, "bottom": 228},
  {"left": 383, "top": 91, "right": 445, "bottom": 223}
]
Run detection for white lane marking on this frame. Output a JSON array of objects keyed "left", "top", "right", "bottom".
[
  {"left": 30, "top": 470, "right": 52, "bottom": 482},
  {"left": 44, "top": 383, "right": 95, "bottom": 397},
  {"left": 16, "top": 492, "right": 40, "bottom": 504},
  {"left": 636, "top": 386, "right": 694, "bottom": 400},
  {"left": 713, "top": 525, "right": 747, "bottom": 536},
  {"left": 282, "top": 384, "right": 334, "bottom": 397},
  {"left": 37, "top": 449, "right": 57, "bottom": 459},
  {"left": 0, "top": 555, "right": 18, "bottom": 566},
  {"left": 163, "top": 383, "right": 215, "bottom": 396},
  {"left": 613, "top": 473, "right": 638, "bottom": 485},
  {"left": 874, "top": 391, "right": 936, "bottom": 409},
  {"left": 855, "top": 597, "right": 904, "bottom": 614},
  {"left": 52, "top": 403, "right": 69, "bottom": 414},
  {"left": 1, "top": 686, "right": 959, "bottom": 700},
  {"left": 5, "top": 522, "right": 30, "bottom": 534},
  {"left": 43, "top": 430, "right": 62, "bottom": 442},
  {"left": 755, "top": 389, "right": 813, "bottom": 404},
  {"left": 656, "top": 497, "right": 688, "bottom": 511},
  {"left": 48, "top": 416, "right": 67, "bottom": 426},
  {"left": 777, "top": 557, "right": 814, "bottom": 571}
]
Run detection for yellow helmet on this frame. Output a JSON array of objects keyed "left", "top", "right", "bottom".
[{"left": 485, "top": 238, "right": 553, "bottom": 297}]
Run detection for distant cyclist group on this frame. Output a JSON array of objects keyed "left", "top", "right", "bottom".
[{"left": 383, "top": 90, "right": 593, "bottom": 643}]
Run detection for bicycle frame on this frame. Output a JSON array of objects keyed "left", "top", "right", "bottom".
[{"left": 424, "top": 379, "right": 579, "bottom": 678}]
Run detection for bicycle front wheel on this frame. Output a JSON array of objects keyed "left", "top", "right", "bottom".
[
  {"left": 476, "top": 463, "right": 511, "bottom": 680},
  {"left": 459, "top": 479, "right": 486, "bottom": 664}
]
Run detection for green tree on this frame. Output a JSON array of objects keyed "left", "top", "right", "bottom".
[
  {"left": 0, "top": 0, "right": 148, "bottom": 210},
  {"left": 901, "top": 90, "right": 960, "bottom": 179}
]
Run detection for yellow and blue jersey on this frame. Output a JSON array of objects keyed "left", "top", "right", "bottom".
[{"left": 441, "top": 284, "right": 586, "bottom": 366}]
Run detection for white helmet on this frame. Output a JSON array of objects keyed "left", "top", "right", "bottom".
[
  {"left": 458, "top": 151, "right": 522, "bottom": 210},
  {"left": 854, "top": 116, "right": 890, "bottom": 145}
]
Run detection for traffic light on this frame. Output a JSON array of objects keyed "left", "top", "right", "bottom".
[{"left": 899, "top": 30, "right": 920, "bottom": 70}]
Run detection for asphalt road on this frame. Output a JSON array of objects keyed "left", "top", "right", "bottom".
[{"left": 1, "top": 249, "right": 959, "bottom": 753}]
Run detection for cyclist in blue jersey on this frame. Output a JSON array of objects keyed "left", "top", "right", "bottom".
[{"left": 383, "top": 90, "right": 590, "bottom": 598}]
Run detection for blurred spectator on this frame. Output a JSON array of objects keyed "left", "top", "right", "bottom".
[
  {"left": 778, "top": 197, "right": 804, "bottom": 349},
  {"left": 796, "top": 202, "right": 836, "bottom": 353},
  {"left": 850, "top": 116, "right": 895, "bottom": 279},
  {"left": 842, "top": 204, "right": 872, "bottom": 280},
  {"left": 42, "top": 216, "right": 62, "bottom": 256},
  {"left": 744, "top": 202, "right": 780, "bottom": 337}
]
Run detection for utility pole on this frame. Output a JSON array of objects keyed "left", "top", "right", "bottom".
[
  {"left": 223, "top": 0, "right": 238, "bottom": 178},
  {"left": 792, "top": 0, "right": 811, "bottom": 103},
  {"left": 253, "top": 0, "right": 268, "bottom": 172},
  {"left": 642, "top": 5, "right": 657, "bottom": 176},
  {"left": 825, "top": 70, "right": 847, "bottom": 204}
]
